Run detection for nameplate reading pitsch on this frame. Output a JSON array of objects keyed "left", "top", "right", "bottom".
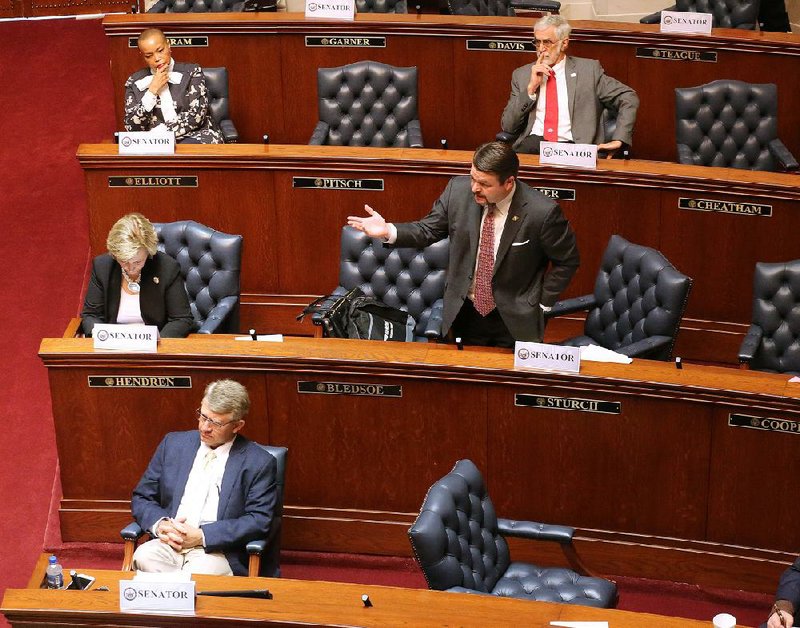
[
  {"left": 466, "top": 40, "right": 535, "bottom": 52},
  {"left": 129, "top": 36, "right": 208, "bottom": 48},
  {"left": 679, "top": 197, "right": 772, "bottom": 217},
  {"left": 119, "top": 580, "right": 195, "bottom": 613},
  {"left": 514, "top": 342, "right": 581, "bottom": 373},
  {"left": 305, "top": 35, "right": 384, "bottom": 47},
  {"left": 532, "top": 187, "right": 576, "bottom": 201},
  {"left": 539, "top": 142, "right": 597, "bottom": 169},
  {"left": 93, "top": 324, "right": 158, "bottom": 353},
  {"left": 293, "top": 177, "right": 384, "bottom": 191},
  {"left": 118, "top": 131, "right": 175, "bottom": 156},
  {"left": 297, "top": 381, "right": 402, "bottom": 397},
  {"left": 660, "top": 10, "right": 713, "bottom": 34},
  {"left": 636, "top": 47, "right": 717, "bottom": 63},
  {"left": 729, "top": 413, "right": 800, "bottom": 435},
  {"left": 109, "top": 176, "right": 198, "bottom": 188},
  {"left": 515, "top": 394, "right": 621, "bottom": 415},
  {"left": 88, "top": 376, "right": 191, "bottom": 388}
]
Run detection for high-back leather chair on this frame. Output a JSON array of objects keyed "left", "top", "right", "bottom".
[
  {"left": 148, "top": 0, "right": 241, "bottom": 11},
  {"left": 154, "top": 220, "right": 242, "bottom": 334},
  {"left": 446, "top": 0, "right": 558, "bottom": 15},
  {"left": 549, "top": 235, "right": 692, "bottom": 360},
  {"left": 312, "top": 226, "right": 448, "bottom": 341},
  {"left": 310, "top": 60, "right": 424, "bottom": 148},
  {"left": 739, "top": 260, "right": 800, "bottom": 374},
  {"left": 356, "top": 0, "right": 407, "bottom": 11},
  {"left": 674, "top": 80, "right": 798, "bottom": 171},
  {"left": 640, "top": 0, "right": 760, "bottom": 29},
  {"left": 409, "top": 459, "right": 618, "bottom": 607},
  {"left": 202, "top": 67, "right": 239, "bottom": 143}
]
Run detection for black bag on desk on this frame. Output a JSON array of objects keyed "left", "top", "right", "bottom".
[{"left": 300, "top": 287, "right": 416, "bottom": 341}]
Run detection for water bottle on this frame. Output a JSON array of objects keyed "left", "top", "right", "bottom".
[{"left": 45, "top": 555, "right": 64, "bottom": 589}]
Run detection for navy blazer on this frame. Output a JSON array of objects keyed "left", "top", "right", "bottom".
[
  {"left": 132, "top": 431, "right": 278, "bottom": 576},
  {"left": 80, "top": 251, "right": 194, "bottom": 338}
]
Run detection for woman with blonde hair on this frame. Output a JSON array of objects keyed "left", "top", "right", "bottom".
[{"left": 81, "top": 213, "right": 193, "bottom": 338}]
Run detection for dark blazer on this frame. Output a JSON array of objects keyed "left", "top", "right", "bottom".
[
  {"left": 769, "top": 559, "right": 800, "bottom": 626},
  {"left": 132, "top": 431, "right": 278, "bottom": 577},
  {"left": 394, "top": 176, "right": 579, "bottom": 342},
  {"left": 501, "top": 55, "right": 639, "bottom": 150},
  {"left": 80, "top": 251, "right": 194, "bottom": 338}
]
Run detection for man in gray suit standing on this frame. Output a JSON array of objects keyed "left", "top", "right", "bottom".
[
  {"left": 501, "top": 15, "right": 639, "bottom": 157},
  {"left": 347, "top": 142, "right": 579, "bottom": 348}
]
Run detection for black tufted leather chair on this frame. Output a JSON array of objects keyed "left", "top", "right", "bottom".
[
  {"left": 122, "top": 445, "right": 287, "bottom": 578},
  {"left": 202, "top": 67, "right": 239, "bottom": 144},
  {"left": 739, "top": 260, "right": 800, "bottom": 374},
  {"left": 312, "top": 226, "right": 448, "bottom": 341},
  {"left": 549, "top": 235, "right": 692, "bottom": 360},
  {"left": 356, "top": 0, "right": 407, "bottom": 11},
  {"left": 446, "top": 0, "right": 559, "bottom": 15},
  {"left": 310, "top": 60, "right": 424, "bottom": 148},
  {"left": 148, "top": 0, "right": 242, "bottom": 11},
  {"left": 674, "top": 80, "right": 798, "bottom": 172},
  {"left": 154, "top": 221, "right": 242, "bottom": 334},
  {"left": 409, "top": 459, "right": 618, "bottom": 607},
  {"left": 640, "top": 0, "right": 760, "bottom": 29}
]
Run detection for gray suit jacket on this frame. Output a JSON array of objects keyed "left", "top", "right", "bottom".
[
  {"left": 501, "top": 55, "right": 639, "bottom": 150},
  {"left": 394, "top": 176, "right": 579, "bottom": 342}
]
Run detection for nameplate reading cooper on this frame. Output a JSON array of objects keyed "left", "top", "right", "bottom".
[
  {"left": 679, "top": 197, "right": 772, "bottom": 217},
  {"left": 539, "top": 142, "right": 597, "bottom": 169},
  {"left": 109, "top": 176, "right": 198, "bottom": 188},
  {"left": 466, "top": 40, "right": 535, "bottom": 52},
  {"left": 128, "top": 36, "right": 208, "bottom": 48},
  {"left": 88, "top": 376, "right": 191, "bottom": 388},
  {"left": 118, "top": 131, "right": 175, "bottom": 156},
  {"left": 515, "top": 394, "right": 621, "bottom": 415},
  {"left": 514, "top": 342, "right": 581, "bottom": 373},
  {"left": 636, "top": 47, "right": 717, "bottom": 63},
  {"left": 305, "top": 35, "right": 385, "bottom": 47},
  {"left": 660, "top": 10, "right": 713, "bottom": 34},
  {"left": 119, "top": 580, "right": 195, "bottom": 613},
  {"left": 532, "top": 187, "right": 576, "bottom": 201},
  {"left": 93, "top": 324, "right": 158, "bottom": 353},
  {"left": 293, "top": 177, "right": 384, "bottom": 191},
  {"left": 729, "top": 413, "right": 800, "bottom": 435},
  {"left": 297, "top": 381, "right": 402, "bottom": 397}
]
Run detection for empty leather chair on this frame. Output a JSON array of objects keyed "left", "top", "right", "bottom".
[
  {"left": 148, "top": 0, "right": 242, "bottom": 11},
  {"left": 549, "top": 235, "right": 692, "bottom": 360},
  {"left": 640, "top": 0, "right": 760, "bottom": 29},
  {"left": 310, "top": 60, "right": 423, "bottom": 148},
  {"left": 447, "top": 0, "right": 559, "bottom": 15},
  {"left": 154, "top": 220, "right": 242, "bottom": 334},
  {"left": 739, "top": 260, "right": 800, "bottom": 375},
  {"left": 202, "top": 67, "right": 239, "bottom": 143},
  {"left": 675, "top": 80, "right": 798, "bottom": 171},
  {"left": 409, "top": 459, "right": 618, "bottom": 608},
  {"left": 356, "top": 0, "right": 407, "bottom": 12}
]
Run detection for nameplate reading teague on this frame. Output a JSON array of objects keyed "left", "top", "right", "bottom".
[
  {"left": 729, "top": 413, "right": 800, "bottom": 435},
  {"left": 516, "top": 394, "right": 621, "bottom": 415},
  {"left": 109, "top": 176, "right": 198, "bottom": 188},
  {"left": 88, "top": 376, "right": 191, "bottom": 388},
  {"left": 293, "top": 177, "right": 384, "bottom": 191},
  {"left": 298, "top": 381, "right": 402, "bottom": 397},
  {"left": 129, "top": 36, "right": 208, "bottom": 48},
  {"left": 636, "top": 47, "right": 717, "bottom": 63},
  {"left": 466, "top": 40, "right": 536, "bottom": 52},
  {"left": 679, "top": 197, "right": 772, "bottom": 217},
  {"left": 532, "top": 187, "right": 576, "bottom": 201},
  {"left": 305, "top": 36, "right": 386, "bottom": 48}
]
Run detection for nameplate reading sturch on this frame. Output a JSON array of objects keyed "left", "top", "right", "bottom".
[
  {"left": 466, "top": 40, "right": 535, "bottom": 52},
  {"left": 297, "top": 381, "right": 402, "bottom": 397},
  {"left": 305, "top": 36, "right": 385, "bottom": 48},
  {"left": 729, "top": 413, "right": 800, "bottom": 435},
  {"left": 88, "top": 376, "right": 192, "bottom": 388},
  {"left": 636, "top": 47, "right": 717, "bottom": 63},
  {"left": 293, "top": 177, "right": 384, "bottom": 191},
  {"left": 678, "top": 197, "right": 772, "bottom": 217},
  {"left": 109, "top": 176, "right": 198, "bottom": 188},
  {"left": 128, "top": 36, "right": 208, "bottom": 48},
  {"left": 532, "top": 187, "right": 576, "bottom": 201},
  {"left": 515, "top": 394, "right": 621, "bottom": 415}
]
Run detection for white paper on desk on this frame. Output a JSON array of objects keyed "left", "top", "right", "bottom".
[
  {"left": 550, "top": 622, "right": 609, "bottom": 628},
  {"left": 234, "top": 334, "right": 284, "bottom": 342},
  {"left": 789, "top": 376, "right": 800, "bottom": 383},
  {"left": 579, "top": 344, "right": 632, "bottom": 364}
]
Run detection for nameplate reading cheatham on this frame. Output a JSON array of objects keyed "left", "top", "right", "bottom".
[
  {"left": 466, "top": 40, "right": 535, "bottom": 52},
  {"left": 515, "top": 394, "right": 621, "bottom": 415},
  {"left": 109, "top": 176, "right": 198, "bottom": 188},
  {"left": 297, "top": 381, "right": 402, "bottom": 397},
  {"left": 88, "top": 376, "right": 191, "bottom": 388},
  {"left": 729, "top": 413, "right": 800, "bottom": 435},
  {"left": 679, "top": 197, "right": 772, "bottom": 217},
  {"left": 305, "top": 35, "right": 384, "bottom": 47},
  {"left": 293, "top": 177, "right": 383, "bottom": 191},
  {"left": 128, "top": 36, "right": 209, "bottom": 48},
  {"left": 636, "top": 47, "right": 717, "bottom": 63},
  {"left": 533, "top": 187, "right": 576, "bottom": 201},
  {"left": 119, "top": 580, "right": 195, "bottom": 613},
  {"left": 93, "top": 324, "right": 158, "bottom": 353},
  {"left": 514, "top": 342, "right": 581, "bottom": 373}
]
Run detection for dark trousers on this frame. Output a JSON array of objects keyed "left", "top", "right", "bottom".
[
  {"left": 451, "top": 299, "right": 515, "bottom": 348},
  {"left": 515, "top": 134, "right": 545, "bottom": 155}
]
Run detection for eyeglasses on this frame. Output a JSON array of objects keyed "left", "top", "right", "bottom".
[
  {"left": 196, "top": 408, "right": 239, "bottom": 429},
  {"left": 534, "top": 38, "right": 560, "bottom": 48}
]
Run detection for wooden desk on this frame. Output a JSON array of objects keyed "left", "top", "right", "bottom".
[
  {"left": 1, "top": 564, "right": 721, "bottom": 627},
  {"left": 102, "top": 13, "right": 800, "bottom": 161},
  {"left": 78, "top": 143, "right": 800, "bottom": 364},
  {"left": 40, "top": 335, "right": 800, "bottom": 592}
]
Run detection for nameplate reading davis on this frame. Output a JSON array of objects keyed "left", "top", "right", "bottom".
[
  {"left": 109, "top": 176, "right": 198, "bottom": 188},
  {"left": 636, "top": 47, "right": 717, "bottom": 63},
  {"left": 297, "top": 381, "right": 402, "bottom": 397},
  {"left": 128, "top": 36, "right": 209, "bottom": 48},
  {"left": 466, "top": 40, "right": 535, "bottom": 52},
  {"left": 305, "top": 36, "right": 386, "bottom": 48},
  {"left": 515, "top": 394, "right": 621, "bottom": 415},
  {"left": 88, "top": 376, "right": 192, "bottom": 388},
  {"left": 293, "top": 177, "right": 384, "bottom": 191}
]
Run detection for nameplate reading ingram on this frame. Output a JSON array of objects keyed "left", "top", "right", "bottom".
[
  {"left": 293, "top": 177, "right": 383, "bottom": 191},
  {"left": 89, "top": 376, "right": 191, "bottom": 388},
  {"left": 298, "top": 381, "right": 402, "bottom": 397},
  {"left": 128, "top": 36, "right": 208, "bottom": 48},
  {"left": 516, "top": 394, "right": 621, "bottom": 415}
]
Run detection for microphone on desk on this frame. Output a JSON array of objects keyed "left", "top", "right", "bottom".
[
  {"left": 361, "top": 594, "right": 373, "bottom": 607},
  {"left": 197, "top": 589, "right": 273, "bottom": 599},
  {"left": 675, "top": 356, "right": 683, "bottom": 370},
  {"left": 249, "top": 328, "right": 258, "bottom": 341},
  {"left": 455, "top": 336, "right": 464, "bottom": 351}
]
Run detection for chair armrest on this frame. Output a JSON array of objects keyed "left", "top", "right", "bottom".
[
  {"left": 616, "top": 336, "right": 672, "bottom": 359},
  {"left": 769, "top": 139, "right": 800, "bottom": 172},
  {"left": 497, "top": 517, "right": 575, "bottom": 544},
  {"left": 496, "top": 130, "right": 517, "bottom": 144},
  {"left": 738, "top": 324, "right": 763, "bottom": 363},
  {"left": 548, "top": 294, "right": 597, "bottom": 318},
  {"left": 445, "top": 586, "right": 494, "bottom": 595},
  {"left": 510, "top": 0, "right": 560, "bottom": 10},
  {"left": 309, "top": 122, "right": 329, "bottom": 145},
  {"left": 676, "top": 144, "right": 695, "bottom": 165},
  {"left": 196, "top": 296, "right": 238, "bottom": 334},
  {"left": 121, "top": 521, "right": 145, "bottom": 541},
  {"left": 146, "top": 0, "right": 167, "bottom": 10},
  {"left": 219, "top": 119, "right": 239, "bottom": 144},
  {"left": 246, "top": 539, "right": 267, "bottom": 555},
  {"left": 407, "top": 120, "right": 424, "bottom": 148},
  {"left": 423, "top": 299, "right": 444, "bottom": 339}
]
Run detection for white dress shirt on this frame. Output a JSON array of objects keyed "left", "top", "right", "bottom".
[{"left": 530, "top": 57, "right": 574, "bottom": 142}]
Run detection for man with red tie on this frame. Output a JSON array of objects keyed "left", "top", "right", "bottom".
[{"left": 501, "top": 15, "right": 639, "bottom": 157}]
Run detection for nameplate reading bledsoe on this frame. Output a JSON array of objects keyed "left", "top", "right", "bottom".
[
  {"left": 109, "top": 176, "right": 198, "bottom": 188},
  {"left": 539, "top": 142, "right": 597, "bottom": 169},
  {"left": 118, "top": 131, "right": 175, "bottom": 156},
  {"left": 293, "top": 177, "right": 384, "bottom": 191},
  {"left": 305, "top": 35, "right": 385, "bottom": 47},
  {"left": 93, "top": 324, "right": 158, "bottom": 353},
  {"left": 532, "top": 187, "right": 576, "bottom": 201},
  {"left": 515, "top": 394, "right": 621, "bottom": 415},
  {"left": 128, "top": 36, "right": 209, "bottom": 48},
  {"left": 305, "top": 0, "right": 354, "bottom": 21},
  {"left": 729, "top": 413, "right": 800, "bottom": 435},
  {"left": 88, "top": 376, "right": 191, "bottom": 388},
  {"left": 514, "top": 342, "right": 581, "bottom": 373},
  {"left": 466, "top": 40, "right": 535, "bottom": 52},
  {"left": 297, "top": 381, "right": 402, "bottom": 397},
  {"left": 636, "top": 47, "right": 717, "bottom": 63},
  {"left": 660, "top": 10, "right": 713, "bottom": 34},
  {"left": 119, "top": 580, "right": 195, "bottom": 614},
  {"left": 679, "top": 197, "right": 772, "bottom": 217}
]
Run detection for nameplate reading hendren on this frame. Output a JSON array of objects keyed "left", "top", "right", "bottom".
[
  {"left": 729, "top": 413, "right": 800, "bottom": 435},
  {"left": 636, "top": 47, "right": 718, "bottom": 63},
  {"left": 293, "top": 177, "right": 384, "bottom": 191},
  {"left": 515, "top": 394, "right": 621, "bottom": 415},
  {"left": 128, "top": 36, "right": 209, "bottom": 48},
  {"left": 532, "top": 187, "right": 576, "bottom": 201},
  {"left": 305, "top": 36, "right": 385, "bottom": 48},
  {"left": 109, "top": 176, "right": 198, "bottom": 188},
  {"left": 679, "top": 197, "right": 772, "bottom": 217},
  {"left": 466, "top": 40, "right": 535, "bottom": 52},
  {"left": 297, "top": 381, "right": 402, "bottom": 397},
  {"left": 88, "top": 376, "right": 192, "bottom": 388}
]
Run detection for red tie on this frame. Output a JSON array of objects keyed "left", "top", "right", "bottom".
[
  {"left": 473, "top": 205, "right": 496, "bottom": 317},
  {"left": 543, "top": 71, "right": 559, "bottom": 142}
]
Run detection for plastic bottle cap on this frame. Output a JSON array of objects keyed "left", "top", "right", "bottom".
[{"left": 49, "top": 556, "right": 57, "bottom": 563}]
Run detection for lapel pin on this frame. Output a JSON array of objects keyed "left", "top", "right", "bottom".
[
  {"left": 570, "top": 72, "right": 577, "bottom": 77},
  {"left": 511, "top": 215, "right": 519, "bottom": 222},
  {"left": 153, "top": 277, "right": 159, "bottom": 284}
]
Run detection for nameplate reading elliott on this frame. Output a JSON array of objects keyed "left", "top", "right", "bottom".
[{"left": 109, "top": 176, "right": 198, "bottom": 188}]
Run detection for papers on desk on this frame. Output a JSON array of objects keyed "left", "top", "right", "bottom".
[
  {"left": 580, "top": 344, "right": 632, "bottom": 364},
  {"left": 789, "top": 376, "right": 800, "bottom": 383},
  {"left": 234, "top": 334, "right": 284, "bottom": 342},
  {"left": 550, "top": 622, "right": 609, "bottom": 628}
]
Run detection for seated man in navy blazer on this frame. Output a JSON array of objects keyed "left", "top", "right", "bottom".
[
  {"left": 132, "top": 379, "right": 277, "bottom": 576},
  {"left": 765, "top": 557, "right": 800, "bottom": 627}
]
